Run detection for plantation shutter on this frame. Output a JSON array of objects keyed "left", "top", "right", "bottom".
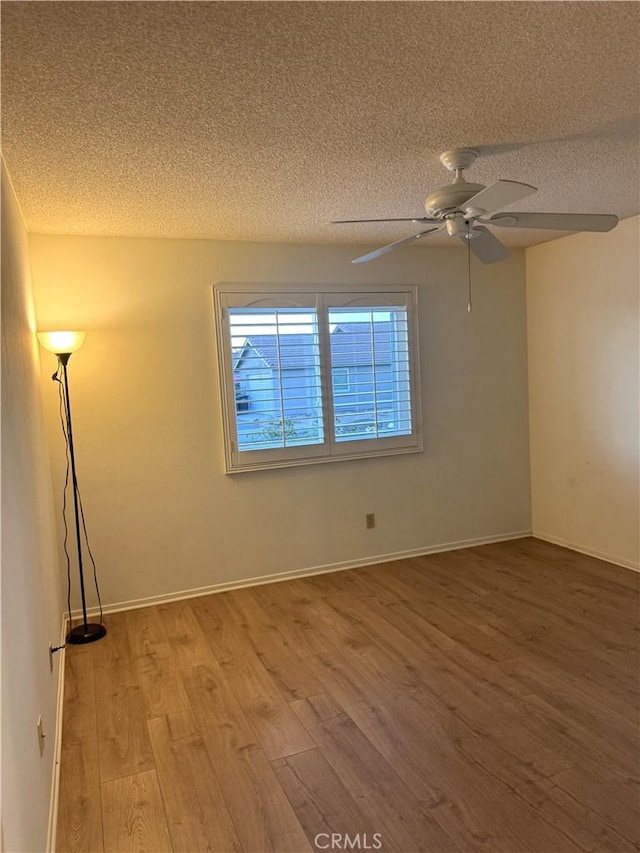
[
  {"left": 328, "top": 305, "right": 412, "bottom": 442},
  {"left": 215, "top": 287, "right": 421, "bottom": 472}
]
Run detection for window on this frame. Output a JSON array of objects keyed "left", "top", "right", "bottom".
[
  {"left": 214, "top": 287, "right": 422, "bottom": 472},
  {"left": 332, "top": 368, "right": 351, "bottom": 394},
  {"left": 234, "top": 381, "right": 250, "bottom": 413}
]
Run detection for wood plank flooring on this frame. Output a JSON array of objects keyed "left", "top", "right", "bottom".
[{"left": 56, "top": 538, "right": 640, "bottom": 853}]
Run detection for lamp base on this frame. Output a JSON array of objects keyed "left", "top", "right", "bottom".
[{"left": 67, "top": 623, "right": 107, "bottom": 644}]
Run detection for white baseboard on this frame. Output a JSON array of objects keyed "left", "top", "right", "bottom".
[
  {"left": 71, "top": 529, "right": 532, "bottom": 619},
  {"left": 46, "top": 614, "right": 68, "bottom": 852},
  {"left": 533, "top": 531, "right": 639, "bottom": 573}
]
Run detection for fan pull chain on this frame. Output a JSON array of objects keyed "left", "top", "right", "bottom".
[{"left": 467, "top": 222, "right": 473, "bottom": 313}]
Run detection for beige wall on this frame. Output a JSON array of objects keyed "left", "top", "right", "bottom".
[
  {"left": 30, "top": 235, "right": 531, "bottom": 609},
  {"left": 1, "top": 162, "right": 64, "bottom": 850},
  {"left": 527, "top": 216, "right": 640, "bottom": 569}
]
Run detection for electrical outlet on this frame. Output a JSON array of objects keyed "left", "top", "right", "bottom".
[
  {"left": 36, "top": 716, "right": 46, "bottom": 756},
  {"left": 366, "top": 513, "right": 376, "bottom": 529}
]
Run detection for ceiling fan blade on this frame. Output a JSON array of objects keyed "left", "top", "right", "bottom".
[
  {"left": 351, "top": 227, "right": 441, "bottom": 264},
  {"left": 460, "top": 226, "right": 510, "bottom": 264},
  {"left": 486, "top": 212, "right": 618, "bottom": 232},
  {"left": 461, "top": 180, "right": 537, "bottom": 215},
  {"left": 332, "top": 217, "right": 439, "bottom": 224}
]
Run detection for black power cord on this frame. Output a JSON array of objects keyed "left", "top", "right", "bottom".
[{"left": 77, "top": 491, "right": 104, "bottom": 624}]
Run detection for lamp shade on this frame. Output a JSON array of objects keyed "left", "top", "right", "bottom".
[{"left": 37, "top": 331, "right": 86, "bottom": 355}]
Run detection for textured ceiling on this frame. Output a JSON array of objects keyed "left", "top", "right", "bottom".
[{"left": 1, "top": 1, "right": 639, "bottom": 249}]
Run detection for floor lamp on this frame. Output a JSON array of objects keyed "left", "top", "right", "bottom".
[{"left": 38, "top": 331, "right": 107, "bottom": 645}]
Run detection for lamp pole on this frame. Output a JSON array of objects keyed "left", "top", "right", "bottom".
[
  {"left": 57, "top": 353, "right": 106, "bottom": 645},
  {"left": 58, "top": 352, "right": 105, "bottom": 642},
  {"left": 37, "top": 330, "right": 107, "bottom": 645},
  {"left": 38, "top": 332, "right": 107, "bottom": 644}
]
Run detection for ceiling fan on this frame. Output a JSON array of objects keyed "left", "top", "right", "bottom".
[{"left": 332, "top": 148, "right": 619, "bottom": 264}]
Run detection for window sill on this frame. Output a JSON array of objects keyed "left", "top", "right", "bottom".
[{"left": 224, "top": 440, "right": 423, "bottom": 474}]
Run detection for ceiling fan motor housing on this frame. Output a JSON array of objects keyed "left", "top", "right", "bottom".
[{"left": 424, "top": 182, "right": 485, "bottom": 217}]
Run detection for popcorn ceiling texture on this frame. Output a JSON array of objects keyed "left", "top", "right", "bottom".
[{"left": 1, "top": 1, "right": 639, "bottom": 247}]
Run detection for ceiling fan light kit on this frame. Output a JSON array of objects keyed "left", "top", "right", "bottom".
[{"left": 333, "top": 148, "right": 619, "bottom": 265}]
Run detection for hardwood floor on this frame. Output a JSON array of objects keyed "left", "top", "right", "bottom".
[{"left": 56, "top": 538, "right": 640, "bottom": 853}]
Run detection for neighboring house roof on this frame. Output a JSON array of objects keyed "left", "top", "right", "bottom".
[
  {"left": 330, "top": 323, "right": 397, "bottom": 368},
  {"left": 233, "top": 341, "right": 272, "bottom": 371},
  {"left": 234, "top": 335, "right": 317, "bottom": 371},
  {"left": 233, "top": 324, "right": 397, "bottom": 371}
]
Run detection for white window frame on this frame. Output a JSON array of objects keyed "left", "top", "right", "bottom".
[{"left": 214, "top": 285, "right": 422, "bottom": 473}]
